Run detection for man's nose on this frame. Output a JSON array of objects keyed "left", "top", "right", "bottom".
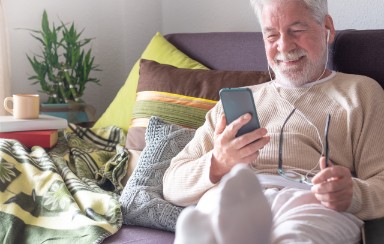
[{"left": 277, "top": 34, "right": 296, "bottom": 53}]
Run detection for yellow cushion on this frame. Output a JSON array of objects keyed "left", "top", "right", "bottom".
[{"left": 92, "top": 32, "right": 208, "bottom": 132}]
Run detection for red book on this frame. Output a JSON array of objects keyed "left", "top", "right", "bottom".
[{"left": 0, "top": 130, "right": 58, "bottom": 148}]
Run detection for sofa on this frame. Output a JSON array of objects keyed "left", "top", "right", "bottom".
[{"left": 102, "top": 29, "right": 384, "bottom": 244}]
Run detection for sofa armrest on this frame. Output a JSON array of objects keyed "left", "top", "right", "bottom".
[{"left": 362, "top": 218, "right": 384, "bottom": 244}]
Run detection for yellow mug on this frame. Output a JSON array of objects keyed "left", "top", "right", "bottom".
[{"left": 4, "top": 94, "right": 40, "bottom": 119}]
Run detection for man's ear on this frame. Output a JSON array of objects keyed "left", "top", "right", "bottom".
[{"left": 324, "top": 15, "right": 335, "bottom": 44}]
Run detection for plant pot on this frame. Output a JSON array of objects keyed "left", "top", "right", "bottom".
[{"left": 40, "top": 101, "right": 95, "bottom": 125}]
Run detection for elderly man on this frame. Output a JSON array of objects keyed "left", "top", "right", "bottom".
[{"left": 163, "top": 0, "right": 384, "bottom": 243}]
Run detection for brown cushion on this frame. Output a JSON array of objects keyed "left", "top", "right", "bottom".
[
  {"left": 137, "top": 59, "right": 270, "bottom": 101},
  {"left": 125, "top": 59, "right": 270, "bottom": 151}
]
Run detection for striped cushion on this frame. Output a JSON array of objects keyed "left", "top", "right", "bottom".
[
  {"left": 132, "top": 91, "right": 216, "bottom": 128},
  {"left": 126, "top": 59, "right": 270, "bottom": 150}
]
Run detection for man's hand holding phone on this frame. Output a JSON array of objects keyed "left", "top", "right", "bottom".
[{"left": 209, "top": 88, "right": 270, "bottom": 183}]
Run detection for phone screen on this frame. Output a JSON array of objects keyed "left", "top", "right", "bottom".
[{"left": 219, "top": 87, "right": 260, "bottom": 137}]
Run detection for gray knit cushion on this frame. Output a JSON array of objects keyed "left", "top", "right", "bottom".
[{"left": 119, "top": 116, "right": 195, "bottom": 232}]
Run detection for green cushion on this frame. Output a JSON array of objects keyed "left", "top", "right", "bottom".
[{"left": 92, "top": 32, "right": 208, "bottom": 132}]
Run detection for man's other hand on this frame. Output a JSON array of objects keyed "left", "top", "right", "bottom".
[{"left": 311, "top": 157, "right": 353, "bottom": 211}]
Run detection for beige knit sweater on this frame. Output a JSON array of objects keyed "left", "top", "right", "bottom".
[{"left": 163, "top": 72, "right": 384, "bottom": 220}]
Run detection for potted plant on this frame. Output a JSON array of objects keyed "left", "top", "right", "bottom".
[{"left": 25, "top": 10, "right": 100, "bottom": 123}]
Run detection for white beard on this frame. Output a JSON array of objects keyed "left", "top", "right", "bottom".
[{"left": 270, "top": 43, "right": 328, "bottom": 87}]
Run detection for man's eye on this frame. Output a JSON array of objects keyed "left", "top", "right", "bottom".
[{"left": 267, "top": 34, "right": 278, "bottom": 40}]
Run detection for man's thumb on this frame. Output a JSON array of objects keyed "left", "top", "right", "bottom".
[
  {"left": 215, "top": 114, "right": 227, "bottom": 136},
  {"left": 319, "top": 156, "right": 333, "bottom": 170}
]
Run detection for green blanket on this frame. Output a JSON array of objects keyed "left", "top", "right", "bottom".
[{"left": 0, "top": 124, "right": 129, "bottom": 243}]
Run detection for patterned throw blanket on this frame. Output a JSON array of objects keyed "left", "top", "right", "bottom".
[{"left": 0, "top": 124, "right": 129, "bottom": 243}]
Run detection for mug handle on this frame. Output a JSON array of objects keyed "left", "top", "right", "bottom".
[{"left": 4, "top": 97, "right": 14, "bottom": 115}]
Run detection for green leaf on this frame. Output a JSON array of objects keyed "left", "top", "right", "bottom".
[
  {"left": 41, "top": 10, "right": 50, "bottom": 37},
  {"left": 25, "top": 10, "right": 101, "bottom": 103}
]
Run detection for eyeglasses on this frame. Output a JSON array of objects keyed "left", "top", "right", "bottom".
[{"left": 277, "top": 108, "right": 331, "bottom": 185}]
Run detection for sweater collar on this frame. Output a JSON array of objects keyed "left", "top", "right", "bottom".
[{"left": 273, "top": 71, "right": 337, "bottom": 89}]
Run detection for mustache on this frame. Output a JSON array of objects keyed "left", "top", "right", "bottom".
[{"left": 274, "top": 50, "right": 307, "bottom": 62}]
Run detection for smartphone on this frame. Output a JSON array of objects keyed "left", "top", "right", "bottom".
[{"left": 219, "top": 87, "right": 260, "bottom": 137}]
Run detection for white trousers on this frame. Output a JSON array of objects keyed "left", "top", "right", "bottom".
[{"left": 196, "top": 185, "right": 364, "bottom": 244}]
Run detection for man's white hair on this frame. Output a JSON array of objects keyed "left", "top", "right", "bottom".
[{"left": 250, "top": 0, "right": 329, "bottom": 24}]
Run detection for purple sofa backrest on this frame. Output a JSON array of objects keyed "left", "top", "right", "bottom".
[
  {"left": 332, "top": 29, "right": 384, "bottom": 88},
  {"left": 165, "top": 30, "right": 384, "bottom": 89},
  {"left": 165, "top": 32, "right": 267, "bottom": 71}
]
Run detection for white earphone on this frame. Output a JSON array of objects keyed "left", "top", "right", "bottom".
[{"left": 326, "top": 29, "right": 330, "bottom": 43}]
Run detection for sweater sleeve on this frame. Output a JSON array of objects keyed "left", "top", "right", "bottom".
[
  {"left": 346, "top": 77, "right": 384, "bottom": 220},
  {"left": 163, "top": 103, "right": 223, "bottom": 207}
]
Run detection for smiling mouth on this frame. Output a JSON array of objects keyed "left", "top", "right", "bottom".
[{"left": 277, "top": 56, "right": 305, "bottom": 66}]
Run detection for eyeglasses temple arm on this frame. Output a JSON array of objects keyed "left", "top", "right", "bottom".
[{"left": 323, "top": 114, "right": 331, "bottom": 167}]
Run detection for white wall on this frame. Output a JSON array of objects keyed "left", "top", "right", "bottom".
[
  {"left": 3, "top": 0, "right": 161, "bottom": 118},
  {"left": 3, "top": 0, "right": 384, "bottom": 119},
  {"left": 329, "top": 0, "right": 384, "bottom": 29},
  {"left": 162, "top": 0, "right": 384, "bottom": 33},
  {"left": 162, "top": 0, "right": 258, "bottom": 33}
]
